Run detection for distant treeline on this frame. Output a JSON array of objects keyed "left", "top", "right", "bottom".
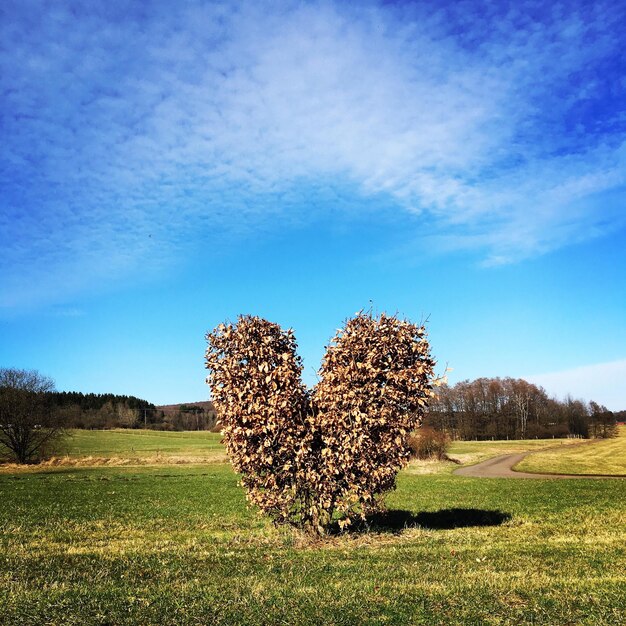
[
  {"left": 48, "top": 392, "right": 217, "bottom": 431},
  {"left": 425, "top": 377, "right": 619, "bottom": 440},
  {"left": 44, "top": 381, "right": 622, "bottom": 438}
]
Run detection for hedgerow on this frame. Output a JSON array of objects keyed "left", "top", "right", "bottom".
[{"left": 205, "top": 312, "right": 436, "bottom": 534}]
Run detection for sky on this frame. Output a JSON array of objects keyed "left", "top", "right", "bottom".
[{"left": 1, "top": 0, "right": 625, "bottom": 410}]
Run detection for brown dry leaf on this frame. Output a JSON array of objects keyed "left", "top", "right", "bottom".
[{"left": 205, "top": 312, "right": 435, "bottom": 534}]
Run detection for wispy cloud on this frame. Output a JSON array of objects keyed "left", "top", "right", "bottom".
[
  {"left": 49, "top": 306, "right": 85, "bottom": 318},
  {"left": 527, "top": 359, "right": 626, "bottom": 411},
  {"left": 1, "top": 0, "right": 625, "bottom": 308}
]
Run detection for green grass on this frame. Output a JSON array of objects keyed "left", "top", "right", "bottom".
[
  {"left": 0, "top": 430, "right": 226, "bottom": 468},
  {"left": 516, "top": 427, "right": 626, "bottom": 476},
  {"left": 1, "top": 462, "right": 624, "bottom": 623},
  {"left": 0, "top": 429, "right": 584, "bottom": 469},
  {"left": 61, "top": 429, "right": 224, "bottom": 459}
]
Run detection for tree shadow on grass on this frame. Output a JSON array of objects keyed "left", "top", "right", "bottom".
[{"left": 345, "top": 508, "right": 512, "bottom": 535}]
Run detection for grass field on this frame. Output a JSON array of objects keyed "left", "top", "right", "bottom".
[
  {"left": 516, "top": 427, "right": 626, "bottom": 476},
  {"left": 6, "top": 429, "right": 579, "bottom": 470},
  {"left": 401, "top": 437, "right": 583, "bottom": 476},
  {"left": 0, "top": 430, "right": 226, "bottom": 468},
  {"left": 0, "top": 431, "right": 624, "bottom": 624},
  {"left": 11, "top": 429, "right": 582, "bottom": 470},
  {"left": 61, "top": 429, "right": 224, "bottom": 459},
  {"left": 448, "top": 437, "right": 582, "bottom": 467}
]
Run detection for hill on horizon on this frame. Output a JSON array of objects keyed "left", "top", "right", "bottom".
[{"left": 156, "top": 400, "right": 215, "bottom": 412}]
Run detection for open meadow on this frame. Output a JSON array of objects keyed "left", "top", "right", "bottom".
[
  {"left": 1, "top": 431, "right": 624, "bottom": 625},
  {"left": 62, "top": 429, "right": 224, "bottom": 457},
  {"left": 517, "top": 429, "right": 626, "bottom": 476},
  {"left": 57, "top": 429, "right": 225, "bottom": 464}
]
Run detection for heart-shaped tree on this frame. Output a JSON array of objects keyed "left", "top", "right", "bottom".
[{"left": 205, "top": 312, "right": 435, "bottom": 535}]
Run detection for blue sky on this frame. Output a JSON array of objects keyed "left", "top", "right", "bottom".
[{"left": 1, "top": 0, "right": 625, "bottom": 409}]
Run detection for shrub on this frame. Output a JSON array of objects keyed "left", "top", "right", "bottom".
[
  {"left": 206, "top": 312, "right": 437, "bottom": 535},
  {"left": 312, "top": 313, "right": 436, "bottom": 528},
  {"left": 408, "top": 427, "right": 449, "bottom": 461},
  {"left": 205, "top": 317, "right": 314, "bottom": 528}
]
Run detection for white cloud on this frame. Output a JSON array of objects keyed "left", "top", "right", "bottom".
[
  {"left": 50, "top": 307, "right": 85, "bottom": 318},
  {"left": 527, "top": 359, "right": 626, "bottom": 411},
  {"left": 1, "top": 0, "right": 625, "bottom": 308}
]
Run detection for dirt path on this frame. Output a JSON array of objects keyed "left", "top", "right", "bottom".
[{"left": 453, "top": 452, "right": 622, "bottom": 479}]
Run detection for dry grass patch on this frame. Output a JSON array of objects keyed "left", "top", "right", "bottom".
[
  {"left": 516, "top": 427, "right": 626, "bottom": 476},
  {"left": 449, "top": 437, "right": 583, "bottom": 467}
]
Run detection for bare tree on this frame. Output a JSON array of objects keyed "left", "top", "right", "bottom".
[
  {"left": 589, "top": 401, "right": 617, "bottom": 438},
  {"left": 0, "top": 368, "right": 63, "bottom": 464},
  {"left": 426, "top": 377, "right": 573, "bottom": 440}
]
